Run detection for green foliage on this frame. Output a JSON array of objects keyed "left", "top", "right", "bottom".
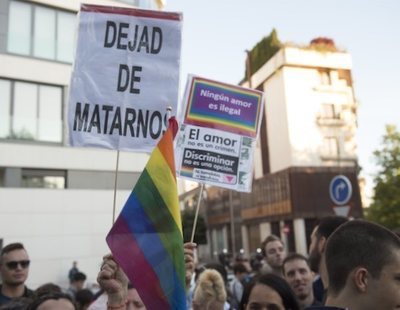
[
  {"left": 6, "top": 128, "right": 34, "bottom": 140},
  {"left": 245, "top": 28, "right": 282, "bottom": 79},
  {"left": 181, "top": 209, "right": 207, "bottom": 244},
  {"left": 366, "top": 125, "right": 400, "bottom": 229}
]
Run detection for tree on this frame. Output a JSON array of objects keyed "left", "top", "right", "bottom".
[
  {"left": 366, "top": 125, "right": 400, "bottom": 229},
  {"left": 245, "top": 28, "right": 282, "bottom": 80}
]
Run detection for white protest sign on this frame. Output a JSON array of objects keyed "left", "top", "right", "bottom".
[
  {"left": 68, "top": 5, "right": 182, "bottom": 152},
  {"left": 176, "top": 76, "right": 264, "bottom": 192},
  {"left": 176, "top": 124, "right": 256, "bottom": 192}
]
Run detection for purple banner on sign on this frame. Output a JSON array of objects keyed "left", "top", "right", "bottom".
[{"left": 184, "top": 77, "right": 263, "bottom": 137}]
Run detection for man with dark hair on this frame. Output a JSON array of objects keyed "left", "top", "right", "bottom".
[
  {"left": 0, "top": 242, "right": 33, "bottom": 306},
  {"left": 283, "top": 253, "right": 321, "bottom": 309},
  {"left": 307, "top": 220, "right": 400, "bottom": 310},
  {"left": 261, "top": 234, "right": 286, "bottom": 276},
  {"left": 308, "top": 216, "right": 348, "bottom": 301}
]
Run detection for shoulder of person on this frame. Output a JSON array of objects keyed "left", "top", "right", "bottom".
[{"left": 24, "top": 286, "right": 35, "bottom": 298}]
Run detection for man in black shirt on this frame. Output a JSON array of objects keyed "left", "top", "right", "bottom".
[
  {"left": 307, "top": 220, "right": 400, "bottom": 310},
  {"left": 0, "top": 243, "right": 33, "bottom": 306}
]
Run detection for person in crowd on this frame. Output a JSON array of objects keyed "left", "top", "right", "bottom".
[
  {"left": 283, "top": 253, "right": 321, "bottom": 309},
  {"left": 27, "top": 292, "right": 76, "bottom": 310},
  {"left": 0, "top": 243, "right": 34, "bottom": 306},
  {"left": 249, "top": 252, "right": 263, "bottom": 275},
  {"left": 229, "top": 263, "right": 247, "bottom": 309},
  {"left": 96, "top": 242, "right": 196, "bottom": 310},
  {"left": 192, "top": 269, "right": 227, "bottom": 310},
  {"left": 66, "top": 272, "right": 87, "bottom": 300},
  {"left": 307, "top": 220, "right": 400, "bottom": 310},
  {"left": 194, "top": 263, "right": 231, "bottom": 309},
  {"left": 75, "top": 289, "right": 94, "bottom": 310},
  {"left": 0, "top": 297, "right": 32, "bottom": 310},
  {"left": 240, "top": 273, "right": 300, "bottom": 310},
  {"left": 308, "top": 216, "right": 348, "bottom": 302},
  {"left": 34, "top": 283, "right": 62, "bottom": 298},
  {"left": 261, "top": 235, "right": 286, "bottom": 276},
  {"left": 68, "top": 262, "right": 79, "bottom": 284},
  {"left": 184, "top": 243, "right": 197, "bottom": 289},
  {"left": 95, "top": 253, "right": 144, "bottom": 310}
]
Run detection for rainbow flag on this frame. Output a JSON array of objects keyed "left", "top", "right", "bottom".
[{"left": 106, "top": 117, "right": 186, "bottom": 309}]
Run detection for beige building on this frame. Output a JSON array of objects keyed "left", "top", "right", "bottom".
[
  {"left": 204, "top": 35, "right": 362, "bottom": 259},
  {"left": 242, "top": 43, "right": 358, "bottom": 176}
]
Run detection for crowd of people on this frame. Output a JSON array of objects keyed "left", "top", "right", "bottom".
[{"left": 0, "top": 217, "right": 399, "bottom": 309}]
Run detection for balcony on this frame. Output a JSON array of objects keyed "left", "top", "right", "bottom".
[{"left": 316, "top": 115, "right": 345, "bottom": 127}]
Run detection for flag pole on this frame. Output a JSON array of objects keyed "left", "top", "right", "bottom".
[
  {"left": 190, "top": 183, "right": 204, "bottom": 243},
  {"left": 112, "top": 150, "right": 120, "bottom": 224}
]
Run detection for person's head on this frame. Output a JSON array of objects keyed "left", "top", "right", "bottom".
[
  {"left": 75, "top": 289, "right": 94, "bottom": 310},
  {"left": 201, "top": 263, "right": 228, "bottom": 285},
  {"left": 71, "top": 272, "right": 86, "bottom": 290},
  {"left": 34, "top": 283, "right": 62, "bottom": 298},
  {"left": 192, "top": 269, "right": 226, "bottom": 310},
  {"left": 233, "top": 263, "right": 248, "bottom": 282},
  {"left": 308, "top": 216, "right": 348, "bottom": 273},
  {"left": 27, "top": 293, "right": 76, "bottom": 310},
  {"left": 282, "top": 253, "right": 314, "bottom": 305},
  {"left": 72, "top": 261, "right": 77, "bottom": 268},
  {"left": 0, "top": 243, "right": 30, "bottom": 287},
  {"left": 126, "top": 283, "right": 146, "bottom": 310},
  {"left": 240, "top": 273, "right": 299, "bottom": 310},
  {"left": 261, "top": 235, "right": 286, "bottom": 270},
  {"left": 325, "top": 220, "right": 400, "bottom": 310}
]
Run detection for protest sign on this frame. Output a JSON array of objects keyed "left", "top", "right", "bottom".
[
  {"left": 68, "top": 4, "right": 182, "bottom": 152},
  {"left": 182, "top": 76, "right": 263, "bottom": 138},
  {"left": 176, "top": 124, "right": 255, "bottom": 192},
  {"left": 176, "top": 76, "right": 264, "bottom": 192}
]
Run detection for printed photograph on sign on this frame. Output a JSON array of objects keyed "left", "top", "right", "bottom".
[
  {"left": 182, "top": 76, "right": 264, "bottom": 138},
  {"left": 68, "top": 4, "right": 182, "bottom": 152},
  {"left": 176, "top": 124, "right": 255, "bottom": 192}
]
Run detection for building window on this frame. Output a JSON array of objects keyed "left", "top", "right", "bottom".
[
  {"left": 319, "top": 69, "right": 331, "bottom": 85},
  {"left": 0, "top": 79, "right": 63, "bottom": 143},
  {"left": 323, "top": 137, "right": 339, "bottom": 157},
  {"left": 0, "top": 168, "right": 4, "bottom": 187},
  {"left": 320, "top": 104, "right": 340, "bottom": 119},
  {"left": 7, "top": 1, "right": 75, "bottom": 63},
  {"left": 21, "top": 169, "right": 66, "bottom": 189}
]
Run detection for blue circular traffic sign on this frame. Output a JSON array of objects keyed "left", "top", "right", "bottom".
[{"left": 329, "top": 175, "right": 352, "bottom": 206}]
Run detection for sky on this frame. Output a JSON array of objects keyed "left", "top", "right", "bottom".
[{"left": 164, "top": 0, "right": 400, "bottom": 201}]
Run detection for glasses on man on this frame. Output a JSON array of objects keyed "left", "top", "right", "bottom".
[{"left": 4, "top": 260, "right": 30, "bottom": 270}]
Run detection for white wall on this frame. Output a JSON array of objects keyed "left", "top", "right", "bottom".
[
  {"left": 284, "top": 67, "right": 323, "bottom": 166},
  {"left": 263, "top": 69, "right": 292, "bottom": 173},
  {"left": 249, "top": 46, "right": 357, "bottom": 174},
  {"left": 0, "top": 188, "right": 131, "bottom": 289},
  {"left": 0, "top": 142, "right": 148, "bottom": 172}
]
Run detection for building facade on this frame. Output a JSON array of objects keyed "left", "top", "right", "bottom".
[
  {"left": 0, "top": 0, "right": 160, "bottom": 289},
  {"left": 203, "top": 37, "right": 363, "bottom": 260}
]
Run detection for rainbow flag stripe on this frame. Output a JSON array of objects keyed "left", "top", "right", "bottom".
[
  {"left": 106, "top": 117, "right": 186, "bottom": 309},
  {"left": 179, "top": 166, "right": 194, "bottom": 177}
]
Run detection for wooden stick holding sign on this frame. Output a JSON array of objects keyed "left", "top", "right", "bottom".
[
  {"left": 190, "top": 183, "right": 205, "bottom": 243},
  {"left": 112, "top": 150, "right": 120, "bottom": 225}
]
